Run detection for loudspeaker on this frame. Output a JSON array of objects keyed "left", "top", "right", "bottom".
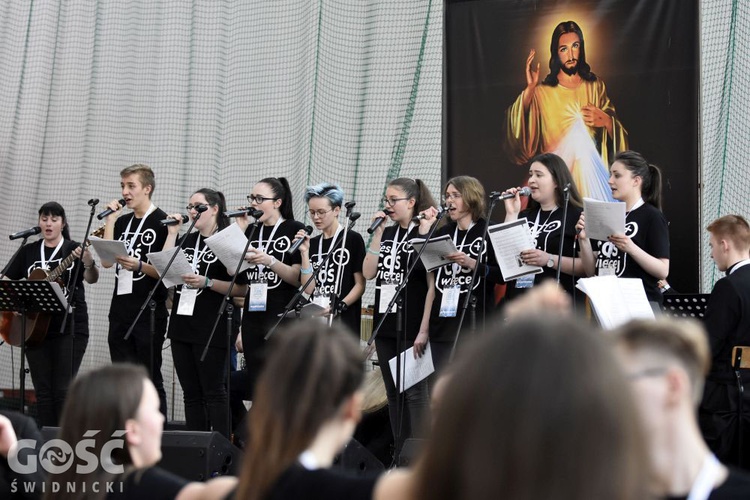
[
  {"left": 332, "top": 438, "right": 385, "bottom": 475},
  {"left": 159, "top": 431, "right": 239, "bottom": 481}
]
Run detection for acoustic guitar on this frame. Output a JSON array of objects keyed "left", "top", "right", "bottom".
[{"left": 0, "top": 227, "right": 104, "bottom": 347}]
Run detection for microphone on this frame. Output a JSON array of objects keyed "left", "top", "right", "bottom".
[
  {"left": 193, "top": 204, "right": 209, "bottom": 213},
  {"left": 9, "top": 226, "right": 41, "bottom": 241},
  {"left": 224, "top": 207, "right": 263, "bottom": 218},
  {"left": 288, "top": 225, "right": 314, "bottom": 255},
  {"left": 349, "top": 212, "right": 361, "bottom": 222},
  {"left": 412, "top": 205, "right": 445, "bottom": 223},
  {"left": 160, "top": 215, "right": 189, "bottom": 226},
  {"left": 345, "top": 201, "right": 356, "bottom": 210},
  {"left": 88, "top": 199, "right": 99, "bottom": 206},
  {"left": 97, "top": 199, "right": 126, "bottom": 220},
  {"left": 490, "top": 186, "right": 532, "bottom": 200},
  {"left": 367, "top": 209, "right": 393, "bottom": 235}
]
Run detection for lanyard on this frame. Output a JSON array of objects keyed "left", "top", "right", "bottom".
[
  {"left": 191, "top": 234, "right": 202, "bottom": 274},
  {"left": 257, "top": 217, "right": 284, "bottom": 274},
  {"left": 388, "top": 223, "right": 414, "bottom": 278},
  {"left": 687, "top": 453, "right": 721, "bottom": 500},
  {"left": 123, "top": 203, "right": 157, "bottom": 254},
  {"left": 530, "top": 208, "right": 557, "bottom": 247},
  {"left": 317, "top": 224, "right": 343, "bottom": 272},
  {"left": 40, "top": 239, "right": 64, "bottom": 270},
  {"left": 625, "top": 197, "right": 645, "bottom": 219},
  {"left": 451, "top": 222, "right": 475, "bottom": 277}
]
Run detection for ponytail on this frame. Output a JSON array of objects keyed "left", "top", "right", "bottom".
[
  {"left": 613, "top": 150, "right": 663, "bottom": 211},
  {"left": 644, "top": 164, "right": 663, "bottom": 210},
  {"left": 260, "top": 177, "right": 295, "bottom": 220},
  {"left": 389, "top": 177, "right": 437, "bottom": 217},
  {"left": 194, "top": 188, "right": 230, "bottom": 231}
]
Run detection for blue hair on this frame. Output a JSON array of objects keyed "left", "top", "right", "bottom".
[{"left": 303, "top": 182, "right": 344, "bottom": 208}]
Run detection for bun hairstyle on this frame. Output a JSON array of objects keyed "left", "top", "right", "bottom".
[
  {"left": 613, "top": 151, "right": 663, "bottom": 210},
  {"left": 259, "top": 177, "right": 295, "bottom": 220},
  {"left": 194, "top": 188, "right": 230, "bottom": 231},
  {"left": 303, "top": 183, "right": 344, "bottom": 208}
]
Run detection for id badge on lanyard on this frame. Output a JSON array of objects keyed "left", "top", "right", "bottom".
[
  {"left": 379, "top": 282, "right": 397, "bottom": 314},
  {"left": 515, "top": 274, "right": 535, "bottom": 289},
  {"left": 249, "top": 281, "right": 268, "bottom": 312},
  {"left": 117, "top": 270, "right": 133, "bottom": 295},
  {"left": 439, "top": 282, "right": 460, "bottom": 317},
  {"left": 177, "top": 235, "right": 204, "bottom": 316}
]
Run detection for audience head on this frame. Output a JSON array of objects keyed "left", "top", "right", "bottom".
[
  {"left": 47, "top": 363, "right": 163, "bottom": 499},
  {"left": 385, "top": 178, "right": 436, "bottom": 226},
  {"left": 707, "top": 214, "right": 750, "bottom": 272},
  {"left": 413, "top": 315, "right": 649, "bottom": 500},
  {"left": 526, "top": 153, "right": 583, "bottom": 211},
  {"left": 610, "top": 151, "right": 663, "bottom": 210},
  {"left": 236, "top": 322, "right": 365, "bottom": 500},
  {"left": 444, "top": 176, "right": 486, "bottom": 223}
]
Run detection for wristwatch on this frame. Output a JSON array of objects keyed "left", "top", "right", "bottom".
[
  {"left": 206, "top": 278, "right": 214, "bottom": 289},
  {"left": 546, "top": 256, "right": 555, "bottom": 268}
]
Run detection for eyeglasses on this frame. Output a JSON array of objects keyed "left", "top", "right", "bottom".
[
  {"left": 625, "top": 367, "right": 667, "bottom": 381},
  {"left": 444, "top": 193, "right": 462, "bottom": 201},
  {"left": 247, "top": 195, "right": 277, "bottom": 204},
  {"left": 185, "top": 203, "right": 212, "bottom": 211},
  {"left": 309, "top": 208, "right": 335, "bottom": 218},
  {"left": 382, "top": 197, "right": 409, "bottom": 206}
]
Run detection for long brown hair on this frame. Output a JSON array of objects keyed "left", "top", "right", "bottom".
[
  {"left": 526, "top": 152, "right": 583, "bottom": 211},
  {"left": 413, "top": 315, "right": 651, "bottom": 500},
  {"left": 44, "top": 363, "right": 148, "bottom": 500},
  {"left": 235, "top": 322, "right": 364, "bottom": 500}
]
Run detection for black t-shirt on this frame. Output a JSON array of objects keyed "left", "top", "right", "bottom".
[
  {"left": 429, "top": 219, "right": 501, "bottom": 342},
  {"left": 108, "top": 466, "right": 187, "bottom": 500},
  {"left": 5, "top": 239, "right": 89, "bottom": 338},
  {"left": 664, "top": 467, "right": 750, "bottom": 499},
  {"left": 373, "top": 224, "right": 428, "bottom": 341},
  {"left": 307, "top": 229, "right": 366, "bottom": 336},
  {"left": 502, "top": 205, "right": 583, "bottom": 301},
  {"left": 109, "top": 208, "right": 170, "bottom": 323},
  {"left": 226, "top": 464, "right": 378, "bottom": 500},
  {"left": 238, "top": 219, "right": 305, "bottom": 336},
  {"left": 167, "top": 231, "right": 233, "bottom": 348},
  {"left": 591, "top": 202, "right": 670, "bottom": 303}
]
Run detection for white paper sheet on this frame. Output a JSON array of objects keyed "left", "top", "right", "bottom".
[
  {"left": 88, "top": 236, "right": 129, "bottom": 268},
  {"left": 205, "top": 224, "right": 251, "bottom": 274},
  {"left": 576, "top": 276, "right": 655, "bottom": 329},
  {"left": 583, "top": 198, "right": 626, "bottom": 241},
  {"left": 146, "top": 249, "right": 195, "bottom": 288},
  {"left": 388, "top": 342, "right": 435, "bottom": 393},
  {"left": 409, "top": 234, "right": 460, "bottom": 271},
  {"left": 487, "top": 218, "right": 543, "bottom": 281}
]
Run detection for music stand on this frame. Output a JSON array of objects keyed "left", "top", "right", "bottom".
[
  {"left": 0, "top": 280, "right": 68, "bottom": 413},
  {"left": 661, "top": 294, "right": 710, "bottom": 320}
]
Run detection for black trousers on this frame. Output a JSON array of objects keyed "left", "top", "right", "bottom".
[
  {"left": 171, "top": 339, "right": 230, "bottom": 438},
  {"left": 108, "top": 315, "right": 168, "bottom": 416},
  {"left": 26, "top": 334, "right": 87, "bottom": 427},
  {"left": 700, "top": 379, "right": 750, "bottom": 471}
]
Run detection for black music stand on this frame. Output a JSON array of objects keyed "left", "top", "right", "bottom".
[
  {"left": 661, "top": 294, "right": 710, "bottom": 320},
  {"left": 0, "top": 280, "right": 68, "bottom": 413}
]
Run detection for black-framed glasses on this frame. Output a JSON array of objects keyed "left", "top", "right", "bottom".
[
  {"left": 382, "top": 197, "right": 409, "bottom": 206},
  {"left": 185, "top": 203, "right": 212, "bottom": 211},
  {"left": 247, "top": 195, "right": 277, "bottom": 204},
  {"left": 308, "top": 208, "right": 335, "bottom": 218}
]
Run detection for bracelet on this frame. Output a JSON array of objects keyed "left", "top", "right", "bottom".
[
  {"left": 137, "top": 261, "right": 143, "bottom": 273},
  {"left": 300, "top": 267, "right": 314, "bottom": 275},
  {"left": 267, "top": 257, "right": 277, "bottom": 268},
  {"left": 367, "top": 248, "right": 379, "bottom": 256},
  {"left": 205, "top": 276, "right": 210, "bottom": 288}
]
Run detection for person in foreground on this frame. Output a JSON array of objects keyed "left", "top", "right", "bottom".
[
  {"left": 231, "top": 322, "right": 396, "bottom": 500},
  {"left": 44, "top": 363, "right": 236, "bottom": 500},
  {"left": 385, "top": 313, "right": 651, "bottom": 500},
  {"left": 613, "top": 318, "right": 750, "bottom": 499}
]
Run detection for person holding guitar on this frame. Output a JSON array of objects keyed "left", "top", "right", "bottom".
[{"left": 2, "top": 201, "right": 99, "bottom": 427}]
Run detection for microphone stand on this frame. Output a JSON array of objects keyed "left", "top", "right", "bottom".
[
  {"left": 265, "top": 214, "right": 359, "bottom": 340},
  {"left": 555, "top": 183, "right": 571, "bottom": 284},
  {"left": 364, "top": 209, "right": 446, "bottom": 463},
  {"left": 0, "top": 235, "right": 33, "bottom": 280},
  {"left": 201, "top": 212, "right": 262, "bottom": 440},
  {"left": 59, "top": 199, "right": 98, "bottom": 381},
  {"left": 327, "top": 206, "right": 358, "bottom": 326},
  {"left": 449, "top": 196, "right": 499, "bottom": 362},
  {"left": 124, "top": 210, "right": 203, "bottom": 393}
]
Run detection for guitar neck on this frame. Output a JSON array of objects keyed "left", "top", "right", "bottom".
[{"left": 47, "top": 246, "right": 81, "bottom": 282}]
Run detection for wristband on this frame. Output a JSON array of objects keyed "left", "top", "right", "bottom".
[
  {"left": 137, "top": 261, "right": 143, "bottom": 273},
  {"left": 367, "top": 248, "right": 379, "bottom": 256},
  {"left": 300, "top": 267, "right": 314, "bottom": 275},
  {"left": 268, "top": 257, "right": 277, "bottom": 268}
]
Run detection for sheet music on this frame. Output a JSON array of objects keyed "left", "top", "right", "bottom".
[
  {"left": 487, "top": 218, "right": 543, "bottom": 281},
  {"left": 388, "top": 342, "right": 435, "bottom": 393},
  {"left": 409, "top": 234, "right": 459, "bottom": 271},
  {"left": 576, "top": 276, "right": 655, "bottom": 329},
  {"left": 583, "top": 198, "right": 626, "bottom": 241},
  {"left": 205, "top": 224, "right": 251, "bottom": 274},
  {"left": 146, "top": 249, "right": 194, "bottom": 288},
  {"left": 88, "top": 236, "right": 129, "bottom": 268}
]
